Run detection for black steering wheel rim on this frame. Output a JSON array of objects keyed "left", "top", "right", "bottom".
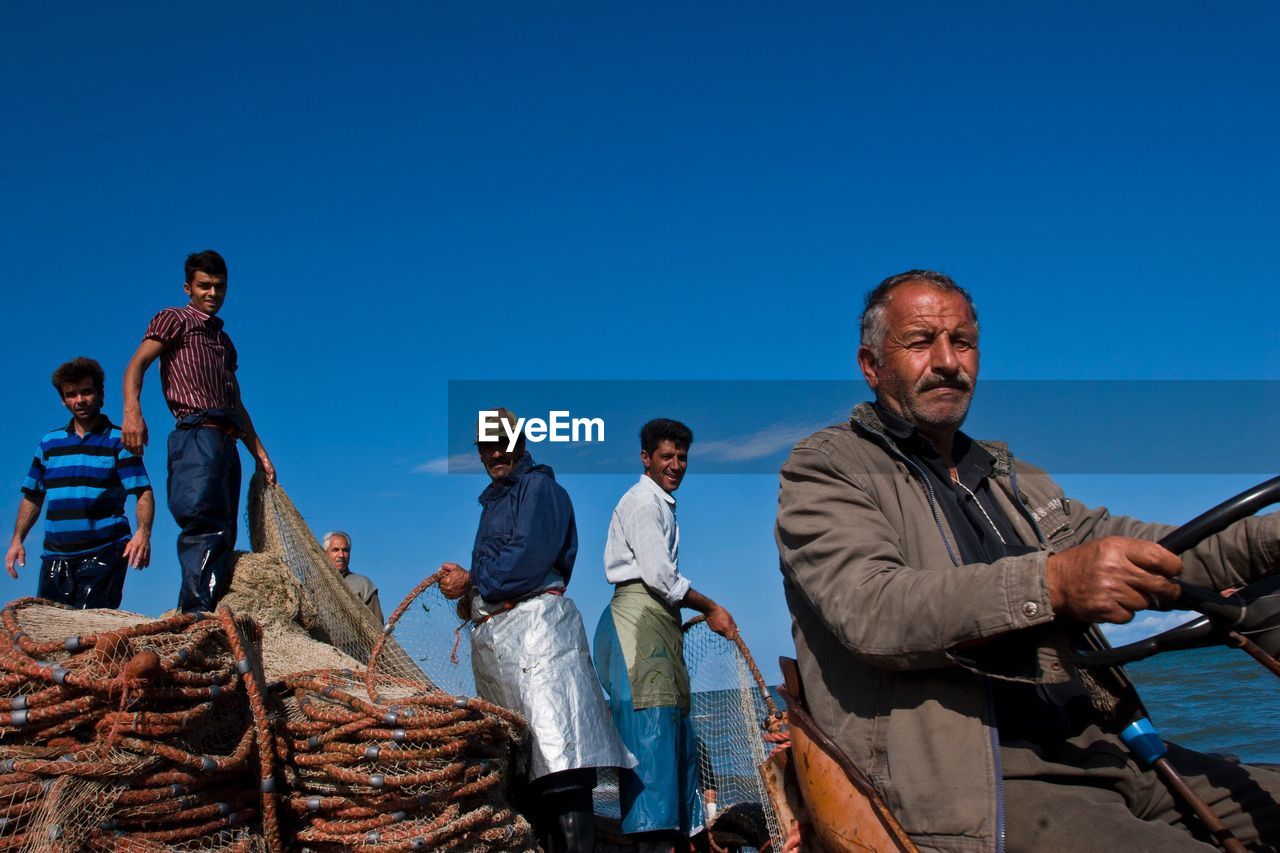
[{"left": 1071, "top": 475, "right": 1280, "bottom": 667}]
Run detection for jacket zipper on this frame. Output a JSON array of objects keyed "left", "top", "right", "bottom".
[
  {"left": 856, "top": 421, "right": 962, "bottom": 567},
  {"left": 857, "top": 415, "right": 1023, "bottom": 852},
  {"left": 1008, "top": 463, "right": 1048, "bottom": 546},
  {"left": 988, "top": 696, "right": 1005, "bottom": 853},
  {"left": 996, "top": 458, "right": 1046, "bottom": 852}
]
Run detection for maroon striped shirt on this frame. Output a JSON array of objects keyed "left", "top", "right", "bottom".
[{"left": 143, "top": 305, "right": 239, "bottom": 420}]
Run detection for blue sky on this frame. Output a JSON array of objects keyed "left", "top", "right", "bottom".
[{"left": 3, "top": 3, "right": 1279, "bottom": 684}]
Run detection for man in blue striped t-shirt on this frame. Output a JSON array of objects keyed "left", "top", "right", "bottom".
[{"left": 5, "top": 357, "right": 154, "bottom": 609}]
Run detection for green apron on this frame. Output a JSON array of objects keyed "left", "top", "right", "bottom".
[{"left": 608, "top": 582, "right": 690, "bottom": 712}]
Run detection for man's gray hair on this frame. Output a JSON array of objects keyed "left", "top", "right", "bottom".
[
  {"left": 860, "top": 269, "right": 979, "bottom": 362},
  {"left": 322, "top": 530, "right": 351, "bottom": 549}
]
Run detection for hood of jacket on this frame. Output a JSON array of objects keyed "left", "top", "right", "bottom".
[{"left": 478, "top": 453, "right": 557, "bottom": 504}]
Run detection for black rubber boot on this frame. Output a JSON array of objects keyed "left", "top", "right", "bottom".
[
  {"left": 553, "top": 808, "right": 595, "bottom": 853},
  {"left": 634, "top": 831, "right": 682, "bottom": 853},
  {"left": 635, "top": 842, "right": 671, "bottom": 853},
  {"left": 529, "top": 768, "right": 598, "bottom": 852}
]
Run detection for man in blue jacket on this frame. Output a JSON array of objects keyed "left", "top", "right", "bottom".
[{"left": 440, "top": 407, "right": 632, "bottom": 853}]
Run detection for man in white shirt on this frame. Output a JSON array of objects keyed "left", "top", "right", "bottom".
[{"left": 594, "top": 418, "right": 737, "bottom": 853}]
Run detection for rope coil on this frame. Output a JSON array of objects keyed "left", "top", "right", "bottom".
[
  {"left": 0, "top": 598, "right": 281, "bottom": 851},
  {"left": 278, "top": 668, "right": 535, "bottom": 851}
]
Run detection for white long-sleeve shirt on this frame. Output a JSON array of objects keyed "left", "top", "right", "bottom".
[{"left": 603, "top": 474, "right": 692, "bottom": 607}]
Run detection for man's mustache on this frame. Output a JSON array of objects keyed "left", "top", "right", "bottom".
[{"left": 916, "top": 373, "right": 974, "bottom": 393}]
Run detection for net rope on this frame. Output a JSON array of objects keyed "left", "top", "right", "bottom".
[
  {"left": 0, "top": 478, "right": 537, "bottom": 851},
  {"left": 277, "top": 668, "right": 535, "bottom": 851}
]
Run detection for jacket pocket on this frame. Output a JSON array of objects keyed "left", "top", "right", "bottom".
[{"left": 1027, "top": 495, "right": 1072, "bottom": 549}]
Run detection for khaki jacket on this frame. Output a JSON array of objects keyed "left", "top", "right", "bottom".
[{"left": 775, "top": 403, "right": 1279, "bottom": 853}]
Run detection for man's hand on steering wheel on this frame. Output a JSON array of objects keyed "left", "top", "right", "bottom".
[{"left": 1046, "top": 536, "right": 1182, "bottom": 624}]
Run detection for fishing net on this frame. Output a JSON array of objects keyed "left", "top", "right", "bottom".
[
  {"left": 0, "top": 599, "right": 280, "bottom": 852},
  {"left": 365, "top": 577, "right": 476, "bottom": 700},
  {"left": 245, "top": 477, "right": 423, "bottom": 683},
  {"left": 681, "top": 616, "right": 787, "bottom": 852},
  {"left": 368, "top": 571, "right": 789, "bottom": 851},
  {"left": 238, "top": 480, "right": 536, "bottom": 849}
]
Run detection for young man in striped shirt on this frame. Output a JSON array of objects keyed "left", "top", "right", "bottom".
[
  {"left": 122, "top": 250, "right": 276, "bottom": 613},
  {"left": 6, "top": 357, "right": 154, "bottom": 609}
]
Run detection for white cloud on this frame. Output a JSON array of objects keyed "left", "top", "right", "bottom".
[
  {"left": 1099, "top": 610, "right": 1199, "bottom": 646},
  {"left": 414, "top": 453, "right": 482, "bottom": 474},
  {"left": 697, "top": 421, "right": 825, "bottom": 462}
]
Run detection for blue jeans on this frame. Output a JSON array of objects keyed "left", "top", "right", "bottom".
[
  {"left": 168, "top": 417, "right": 241, "bottom": 612},
  {"left": 38, "top": 539, "right": 129, "bottom": 609}
]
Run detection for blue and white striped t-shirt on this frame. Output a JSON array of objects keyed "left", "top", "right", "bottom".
[{"left": 20, "top": 417, "right": 151, "bottom": 558}]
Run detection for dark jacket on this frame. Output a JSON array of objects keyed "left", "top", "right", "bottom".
[
  {"left": 472, "top": 453, "right": 578, "bottom": 602},
  {"left": 775, "top": 403, "right": 1280, "bottom": 853}
]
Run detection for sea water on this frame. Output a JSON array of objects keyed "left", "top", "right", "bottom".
[{"left": 1126, "top": 645, "right": 1279, "bottom": 764}]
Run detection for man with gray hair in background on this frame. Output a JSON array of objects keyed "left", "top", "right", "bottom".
[{"left": 323, "top": 530, "right": 384, "bottom": 624}]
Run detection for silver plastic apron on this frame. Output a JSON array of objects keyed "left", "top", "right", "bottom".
[{"left": 471, "top": 589, "right": 636, "bottom": 781}]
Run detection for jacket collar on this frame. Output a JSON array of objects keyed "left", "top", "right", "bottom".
[
  {"left": 479, "top": 453, "right": 556, "bottom": 503},
  {"left": 850, "top": 401, "right": 1015, "bottom": 477},
  {"left": 872, "top": 401, "right": 920, "bottom": 442}
]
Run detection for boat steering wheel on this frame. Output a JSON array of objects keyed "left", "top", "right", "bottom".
[{"left": 1071, "top": 475, "right": 1280, "bottom": 669}]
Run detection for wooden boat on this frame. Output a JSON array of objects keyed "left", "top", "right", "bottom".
[{"left": 760, "top": 657, "right": 917, "bottom": 852}]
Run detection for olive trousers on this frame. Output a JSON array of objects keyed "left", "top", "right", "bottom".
[{"left": 1003, "top": 732, "right": 1280, "bottom": 851}]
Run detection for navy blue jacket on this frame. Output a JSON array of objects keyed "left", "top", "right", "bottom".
[{"left": 471, "top": 454, "right": 578, "bottom": 602}]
